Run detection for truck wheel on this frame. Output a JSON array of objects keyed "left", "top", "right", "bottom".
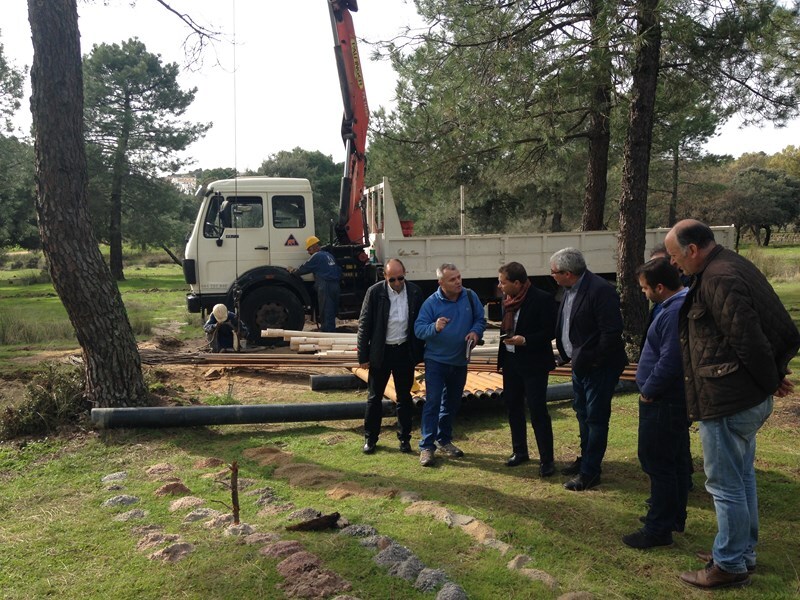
[{"left": 241, "top": 286, "right": 304, "bottom": 343}]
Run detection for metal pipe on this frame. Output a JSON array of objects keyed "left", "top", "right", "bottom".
[{"left": 91, "top": 400, "right": 394, "bottom": 429}]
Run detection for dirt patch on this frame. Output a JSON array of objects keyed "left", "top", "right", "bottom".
[
  {"left": 243, "top": 446, "right": 294, "bottom": 467},
  {"left": 326, "top": 481, "right": 399, "bottom": 500},
  {"left": 273, "top": 463, "right": 343, "bottom": 489}
]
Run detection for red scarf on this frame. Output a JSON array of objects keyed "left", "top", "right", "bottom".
[{"left": 502, "top": 279, "right": 531, "bottom": 335}]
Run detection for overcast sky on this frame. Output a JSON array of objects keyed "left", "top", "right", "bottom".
[{"left": 3, "top": 0, "right": 798, "bottom": 173}]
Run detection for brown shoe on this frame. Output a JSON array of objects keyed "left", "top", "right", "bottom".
[
  {"left": 680, "top": 562, "right": 751, "bottom": 589},
  {"left": 696, "top": 551, "right": 756, "bottom": 573}
]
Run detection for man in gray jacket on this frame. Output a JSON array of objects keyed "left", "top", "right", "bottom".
[
  {"left": 665, "top": 219, "right": 799, "bottom": 590},
  {"left": 358, "top": 258, "right": 425, "bottom": 454}
]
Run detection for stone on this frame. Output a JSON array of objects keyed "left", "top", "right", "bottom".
[
  {"left": 113, "top": 509, "right": 148, "bottom": 522},
  {"left": 276, "top": 550, "right": 322, "bottom": 577},
  {"left": 224, "top": 523, "right": 255, "bottom": 536},
  {"left": 154, "top": 482, "right": 191, "bottom": 497},
  {"left": 182, "top": 508, "right": 222, "bottom": 523},
  {"left": 435, "top": 582, "right": 468, "bottom": 600},
  {"left": 149, "top": 542, "right": 194, "bottom": 563},
  {"left": 102, "top": 495, "right": 139, "bottom": 507},
  {"left": 482, "top": 538, "right": 513, "bottom": 555},
  {"left": 338, "top": 524, "right": 377, "bottom": 538},
  {"left": 388, "top": 556, "right": 425, "bottom": 581},
  {"left": 519, "top": 568, "right": 559, "bottom": 591},
  {"left": 414, "top": 569, "right": 449, "bottom": 593},
  {"left": 137, "top": 532, "right": 181, "bottom": 551},
  {"left": 101, "top": 471, "right": 127, "bottom": 483},
  {"left": 169, "top": 496, "right": 204, "bottom": 512},
  {"left": 507, "top": 554, "right": 532, "bottom": 570},
  {"left": 397, "top": 490, "right": 422, "bottom": 503},
  {"left": 374, "top": 544, "right": 413, "bottom": 567}
]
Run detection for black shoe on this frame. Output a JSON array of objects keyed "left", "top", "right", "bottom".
[
  {"left": 622, "top": 527, "right": 673, "bottom": 549},
  {"left": 362, "top": 441, "right": 376, "bottom": 454},
  {"left": 399, "top": 440, "right": 412, "bottom": 453},
  {"left": 639, "top": 515, "right": 686, "bottom": 533},
  {"left": 561, "top": 457, "right": 582, "bottom": 476},
  {"left": 505, "top": 453, "right": 530, "bottom": 467},
  {"left": 539, "top": 461, "right": 556, "bottom": 477},
  {"left": 564, "top": 473, "right": 600, "bottom": 491}
]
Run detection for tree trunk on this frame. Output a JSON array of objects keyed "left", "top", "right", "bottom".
[
  {"left": 763, "top": 225, "right": 771, "bottom": 246},
  {"left": 551, "top": 194, "right": 564, "bottom": 232},
  {"left": 669, "top": 143, "right": 679, "bottom": 226},
  {"left": 28, "top": 0, "right": 148, "bottom": 408},
  {"left": 617, "top": 0, "right": 662, "bottom": 361},
  {"left": 109, "top": 100, "right": 132, "bottom": 281},
  {"left": 581, "top": 0, "right": 613, "bottom": 231}
]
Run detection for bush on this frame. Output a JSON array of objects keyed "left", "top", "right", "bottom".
[{"left": 0, "top": 363, "right": 89, "bottom": 440}]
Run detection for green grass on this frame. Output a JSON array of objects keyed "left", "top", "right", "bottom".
[
  {"left": 0, "top": 395, "right": 798, "bottom": 598},
  {"left": 0, "top": 245, "right": 799, "bottom": 598}
]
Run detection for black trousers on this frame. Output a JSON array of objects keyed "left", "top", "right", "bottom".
[
  {"left": 502, "top": 352, "right": 553, "bottom": 463},
  {"left": 363, "top": 343, "right": 415, "bottom": 443},
  {"left": 638, "top": 399, "right": 691, "bottom": 536}
]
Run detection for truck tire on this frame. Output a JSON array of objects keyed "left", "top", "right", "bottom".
[{"left": 241, "top": 286, "right": 304, "bottom": 344}]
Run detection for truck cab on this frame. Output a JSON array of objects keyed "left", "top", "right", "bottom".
[{"left": 184, "top": 177, "right": 317, "bottom": 338}]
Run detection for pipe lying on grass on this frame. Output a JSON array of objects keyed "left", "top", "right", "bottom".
[
  {"left": 91, "top": 381, "right": 638, "bottom": 429},
  {"left": 91, "top": 400, "right": 395, "bottom": 429}
]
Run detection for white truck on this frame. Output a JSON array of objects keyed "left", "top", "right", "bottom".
[{"left": 183, "top": 176, "right": 735, "bottom": 342}]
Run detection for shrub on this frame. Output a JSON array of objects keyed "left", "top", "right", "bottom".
[{"left": 0, "top": 363, "right": 89, "bottom": 440}]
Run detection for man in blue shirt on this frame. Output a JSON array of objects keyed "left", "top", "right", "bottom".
[
  {"left": 289, "top": 236, "right": 342, "bottom": 332},
  {"left": 623, "top": 257, "right": 689, "bottom": 549},
  {"left": 414, "top": 263, "right": 486, "bottom": 467}
]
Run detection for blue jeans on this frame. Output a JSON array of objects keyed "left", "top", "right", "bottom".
[
  {"left": 571, "top": 364, "right": 623, "bottom": 478},
  {"left": 638, "top": 399, "right": 690, "bottom": 536},
  {"left": 316, "top": 279, "right": 340, "bottom": 332},
  {"left": 699, "top": 396, "right": 773, "bottom": 574},
  {"left": 419, "top": 359, "right": 467, "bottom": 450}
]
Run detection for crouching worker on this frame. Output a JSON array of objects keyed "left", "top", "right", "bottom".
[{"left": 204, "top": 303, "right": 249, "bottom": 353}]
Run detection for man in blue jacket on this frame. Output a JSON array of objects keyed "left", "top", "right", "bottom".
[
  {"left": 414, "top": 263, "right": 486, "bottom": 467},
  {"left": 623, "top": 257, "right": 689, "bottom": 549},
  {"left": 289, "top": 236, "right": 341, "bottom": 332}
]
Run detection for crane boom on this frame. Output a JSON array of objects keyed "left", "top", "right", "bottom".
[{"left": 328, "top": 0, "right": 369, "bottom": 251}]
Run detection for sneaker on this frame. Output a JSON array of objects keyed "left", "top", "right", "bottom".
[
  {"left": 399, "top": 440, "right": 412, "bottom": 453},
  {"left": 437, "top": 442, "right": 464, "bottom": 457},
  {"left": 420, "top": 448, "right": 435, "bottom": 467}
]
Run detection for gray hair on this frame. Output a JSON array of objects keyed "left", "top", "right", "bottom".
[
  {"left": 436, "top": 263, "right": 458, "bottom": 279},
  {"left": 549, "top": 248, "right": 586, "bottom": 275}
]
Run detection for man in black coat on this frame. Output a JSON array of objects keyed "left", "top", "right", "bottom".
[
  {"left": 497, "top": 262, "right": 558, "bottom": 477},
  {"left": 358, "top": 258, "right": 425, "bottom": 454},
  {"left": 551, "top": 248, "right": 628, "bottom": 491}
]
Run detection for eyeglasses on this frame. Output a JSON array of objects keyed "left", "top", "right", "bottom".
[
  {"left": 550, "top": 270, "right": 565, "bottom": 275},
  {"left": 388, "top": 276, "right": 405, "bottom": 283}
]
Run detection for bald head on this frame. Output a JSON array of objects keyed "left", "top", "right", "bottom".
[{"left": 665, "top": 219, "right": 716, "bottom": 276}]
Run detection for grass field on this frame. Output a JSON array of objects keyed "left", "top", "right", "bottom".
[{"left": 0, "top": 245, "right": 799, "bottom": 598}]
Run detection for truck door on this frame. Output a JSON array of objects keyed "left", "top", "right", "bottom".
[
  {"left": 202, "top": 194, "right": 270, "bottom": 284},
  {"left": 267, "top": 194, "right": 313, "bottom": 268}
]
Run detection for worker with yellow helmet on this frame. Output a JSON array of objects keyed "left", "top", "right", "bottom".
[{"left": 288, "top": 236, "right": 342, "bottom": 332}]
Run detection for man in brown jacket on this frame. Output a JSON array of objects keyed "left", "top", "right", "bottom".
[{"left": 665, "top": 219, "right": 799, "bottom": 590}]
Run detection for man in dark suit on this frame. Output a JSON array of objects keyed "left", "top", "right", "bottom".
[
  {"left": 551, "top": 248, "right": 627, "bottom": 491},
  {"left": 358, "top": 258, "right": 425, "bottom": 454},
  {"left": 496, "top": 262, "right": 558, "bottom": 477}
]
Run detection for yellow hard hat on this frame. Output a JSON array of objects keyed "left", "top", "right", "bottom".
[{"left": 305, "top": 235, "right": 321, "bottom": 250}]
